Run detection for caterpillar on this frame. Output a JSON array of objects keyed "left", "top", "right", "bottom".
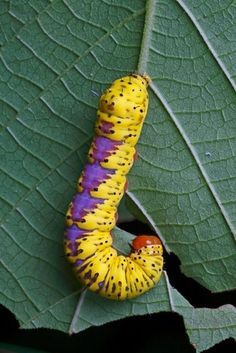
[{"left": 64, "top": 74, "right": 163, "bottom": 300}]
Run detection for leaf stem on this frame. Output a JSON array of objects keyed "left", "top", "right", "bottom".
[{"left": 138, "top": 0, "right": 156, "bottom": 74}]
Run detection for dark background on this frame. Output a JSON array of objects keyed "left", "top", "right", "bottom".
[{"left": 0, "top": 220, "right": 235, "bottom": 353}]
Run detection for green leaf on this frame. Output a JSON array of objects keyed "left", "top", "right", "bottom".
[
  {"left": 165, "top": 275, "right": 236, "bottom": 353},
  {"left": 0, "top": 1, "right": 235, "bottom": 352}
]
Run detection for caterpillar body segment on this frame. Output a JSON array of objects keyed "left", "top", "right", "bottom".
[{"left": 65, "top": 74, "right": 163, "bottom": 300}]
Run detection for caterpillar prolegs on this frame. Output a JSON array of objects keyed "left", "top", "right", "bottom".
[{"left": 64, "top": 74, "right": 163, "bottom": 300}]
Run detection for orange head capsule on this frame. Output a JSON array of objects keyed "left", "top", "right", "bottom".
[{"left": 132, "top": 235, "right": 162, "bottom": 250}]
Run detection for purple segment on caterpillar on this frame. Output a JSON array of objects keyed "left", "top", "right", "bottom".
[
  {"left": 65, "top": 136, "right": 120, "bottom": 258},
  {"left": 65, "top": 224, "right": 86, "bottom": 241},
  {"left": 67, "top": 242, "right": 79, "bottom": 257},
  {"left": 94, "top": 136, "right": 121, "bottom": 151},
  {"left": 80, "top": 162, "right": 115, "bottom": 190},
  {"left": 98, "top": 121, "right": 114, "bottom": 134},
  {"left": 91, "top": 136, "right": 122, "bottom": 161},
  {"left": 71, "top": 190, "right": 104, "bottom": 220},
  {"left": 65, "top": 225, "right": 84, "bottom": 256}
]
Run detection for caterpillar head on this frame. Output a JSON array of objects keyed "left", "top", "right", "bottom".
[
  {"left": 132, "top": 235, "right": 162, "bottom": 250},
  {"left": 131, "top": 73, "right": 151, "bottom": 86}
]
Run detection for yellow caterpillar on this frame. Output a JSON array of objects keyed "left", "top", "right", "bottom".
[{"left": 64, "top": 74, "right": 163, "bottom": 300}]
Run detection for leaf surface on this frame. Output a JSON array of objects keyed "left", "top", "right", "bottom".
[{"left": 0, "top": 1, "right": 235, "bottom": 351}]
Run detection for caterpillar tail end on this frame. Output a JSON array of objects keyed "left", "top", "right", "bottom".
[{"left": 131, "top": 72, "right": 151, "bottom": 86}]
